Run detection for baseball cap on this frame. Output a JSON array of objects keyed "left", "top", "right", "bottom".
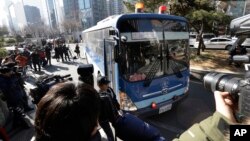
[{"left": 97, "top": 76, "right": 110, "bottom": 85}]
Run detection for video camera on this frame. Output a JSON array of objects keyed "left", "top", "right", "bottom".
[
  {"left": 203, "top": 72, "right": 250, "bottom": 119},
  {"left": 29, "top": 74, "right": 72, "bottom": 104}
]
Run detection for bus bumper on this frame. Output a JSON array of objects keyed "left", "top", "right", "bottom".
[{"left": 129, "top": 91, "right": 189, "bottom": 118}]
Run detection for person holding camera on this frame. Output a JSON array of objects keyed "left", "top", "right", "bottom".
[
  {"left": 35, "top": 82, "right": 108, "bottom": 141},
  {"left": 173, "top": 91, "right": 240, "bottom": 141},
  {"left": 0, "top": 65, "right": 32, "bottom": 129}
]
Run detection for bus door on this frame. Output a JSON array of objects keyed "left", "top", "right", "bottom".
[{"left": 104, "top": 39, "right": 117, "bottom": 91}]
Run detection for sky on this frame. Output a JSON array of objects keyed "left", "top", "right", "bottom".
[
  {"left": 0, "top": 0, "right": 8, "bottom": 26},
  {"left": 0, "top": 0, "right": 64, "bottom": 27}
]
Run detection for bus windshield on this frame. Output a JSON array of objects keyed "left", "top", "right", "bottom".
[{"left": 118, "top": 19, "right": 189, "bottom": 82}]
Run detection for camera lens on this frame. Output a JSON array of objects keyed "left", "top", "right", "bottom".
[{"left": 203, "top": 72, "right": 241, "bottom": 95}]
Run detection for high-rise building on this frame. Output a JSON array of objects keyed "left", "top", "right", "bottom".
[
  {"left": 63, "top": 0, "right": 79, "bottom": 21},
  {"left": 78, "top": 0, "right": 108, "bottom": 29},
  {"left": 24, "top": 5, "right": 41, "bottom": 25},
  {"left": 113, "top": 0, "right": 124, "bottom": 15},
  {"left": 53, "top": 0, "right": 65, "bottom": 32},
  {"left": 46, "top": 0, "right": 59, "bottom": 29},
  {"left": 8, "top": 0, "right": 27, "bottom": 31},
  {"left": 107, "top": 0, "right": 124, "bottom": 16}
]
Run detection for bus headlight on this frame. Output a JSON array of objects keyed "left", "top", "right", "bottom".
[{"left": 119, "top": 92, "right": 137, "bottom": 111}]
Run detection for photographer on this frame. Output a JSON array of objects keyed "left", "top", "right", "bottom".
[
  {"left": 173, "top": 91, "right": 237, "bottom": 141},
  {"left": 0, "top": 65, "right": 32, "bottom": 129}
]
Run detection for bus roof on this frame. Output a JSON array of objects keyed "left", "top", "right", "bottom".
[{"left": 83, "top": 13, "right": 187, "bottom": 33}]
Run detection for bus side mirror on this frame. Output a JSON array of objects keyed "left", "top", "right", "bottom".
[{"left": 114, "top": 45, "right": 120, "bottom": 62}]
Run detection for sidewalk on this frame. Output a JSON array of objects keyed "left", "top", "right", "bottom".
[
  {"left": 190, "top": 65, "right": 246, "bottom": 81},
  {"left": 189, "top": 49, "right": 246, "bottom": 81}
]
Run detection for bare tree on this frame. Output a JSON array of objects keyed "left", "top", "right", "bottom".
[{"left": 61, "top": 19, "right": 81, "bottom": 34}]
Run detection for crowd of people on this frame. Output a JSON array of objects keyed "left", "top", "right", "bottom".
[
  {"left": 33, "top": 75, "right": 250, "bottom": 141},
  {"left": 0, "top": 42, "right": 81, "bottom": 75},
  {"left": 1, "top": 67, "right": 250, "bottom": 141},
  {"left": 0, "top": 40, "right": 82, "bottom": 141},
  {"left": 1, "top": 40, "right": 249, "bottom": 141}
]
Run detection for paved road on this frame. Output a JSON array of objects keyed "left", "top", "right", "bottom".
[
  {"left": 144, "top": 80, "right": 215, "bottom": 140},
  {"left": 10, "top": 44, "right": 216, "bottom": 141}
]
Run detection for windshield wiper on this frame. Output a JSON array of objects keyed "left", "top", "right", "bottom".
[
  {"left": 143, "top": 59, "right": 161, "bottom": 87},
  {"left": 168, "top": 59, "right": 183, "bottom": 78}
]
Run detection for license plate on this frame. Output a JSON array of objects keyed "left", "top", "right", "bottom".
[{"left": 159, "top": 104, "right": 172, "bottom": 114}]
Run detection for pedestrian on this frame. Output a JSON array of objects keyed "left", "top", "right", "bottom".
[
  {"left": 75, "top": 44, "right": 80, "bottom": 58},
  {"left": 62, "top": 44, "right": 70, "bottom": 61},
  {"left": 54, "top": 46, "right": 60, "bottom": 62},
  {"left": 38, "top": 49, "right": 47, "bottom": 67},
  {"left": 45, "top": 45, "right": 52, "bottom": 65},
  {"left": 97, "top": 75, "right": 120, "bottom": 141},
  {"left": 15, "top": 53, "right": 28, "bottom": 76},
  {"left": 58, "top": 44, "right": 64, "bottom": 62},
  {"left": 23, "top": 47, "right": 33, "bottom": 69},
  {"left": 31, "top": 49, "right": 41, "bottom": 72}
]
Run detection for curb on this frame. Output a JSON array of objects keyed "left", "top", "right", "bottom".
[{"left": 190, "top": 68, "right": 245, "bottom": 81}]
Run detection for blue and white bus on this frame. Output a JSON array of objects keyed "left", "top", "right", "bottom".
[{"left": 82, "top": 13, "right": 190, "bottom": 116}]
